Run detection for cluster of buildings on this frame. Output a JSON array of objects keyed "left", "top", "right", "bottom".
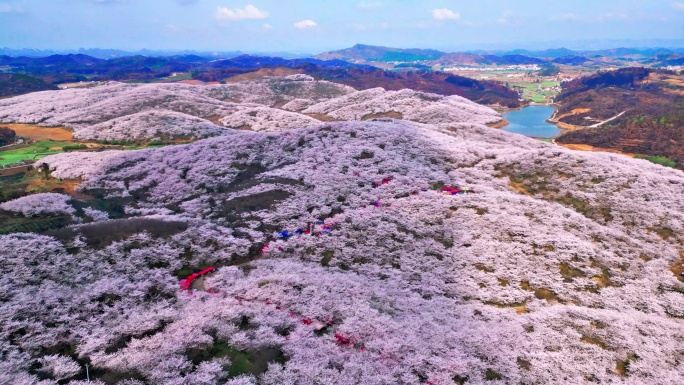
[
  {"left": 660, "top": 65, "right": 683, "bottom": 73},
  {"left": 443, "top": 64, "right": 542, "bottom": 72}
]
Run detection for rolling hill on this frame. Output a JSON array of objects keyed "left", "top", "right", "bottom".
[
  {"left": 299, "top": 67, "right": 523, "bottom": 108},
  {"left": 0, "top": 73, "right": 58, "bottom": 97},
  {"left": 316, "top": 44, "right": 446, "bottom": 62},
  {"left": 316, "top": 44, "right": 548, "bottom": 67},
  {"left": 0, "top": 74, "right": 501, "bottom": 142},
  {"left": 554, "top": 67, "right": 684, "bottom": 168},
  {"left": 2, "top": 117, "right": 683, "bottom": 384}
]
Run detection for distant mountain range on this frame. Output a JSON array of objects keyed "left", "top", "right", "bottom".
[
  {"left": 316, "top": 44, "right": 684, "bottom": 65},
  {"left": 0, "top": 53, "right": 521, "bottom": 108},
  {"left": 0, "top": 54, "right": 376, "bottom": 98},
  {"left": 0, "top": 48, "right": 316, "bottom": 60},
  {"left": 471, "top": 47, "right": 684, "bottom": 58},
  {"left": 315, "top": 44, "right": 446, "bottom": 62},
  {"left": 0, "top": 54, "right": 373, "bottom": 79},
  {"left": 316, "top": 44, "right": 555, "bottom": 66},
  {"left": 4, "top": 44, "right": 683, "bottom": 65}
]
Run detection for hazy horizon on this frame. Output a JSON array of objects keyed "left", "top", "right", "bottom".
[
  {"left": 1, "top": 1, "right": 684, "bottom": 53},
  {"left": 4, "top": 37, "right": 684, "bottom": 56}
]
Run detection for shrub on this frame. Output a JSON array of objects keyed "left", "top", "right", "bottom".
[{"left": 635, "top": 155, "right": 677, "bottom": 168}]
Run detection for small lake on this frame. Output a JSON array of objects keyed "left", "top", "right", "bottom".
[{"left": 503, "top": 105, "right": 561, "bottom": 138}]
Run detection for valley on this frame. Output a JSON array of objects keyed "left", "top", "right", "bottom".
[
  {"left": 0, "top": 33, "right": 683, "bottom": 385},
  {"left": 0, "top": 68, "right": 682, "bottom": 384}
]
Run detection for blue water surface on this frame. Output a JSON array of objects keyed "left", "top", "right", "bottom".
[{"left": 503, "top": 105, "right": 560, "bottom": 138}]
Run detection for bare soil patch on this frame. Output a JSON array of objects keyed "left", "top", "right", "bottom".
[
  {"left": 555, "top": 143, "right": 635, "bottom": 157},
  {"left": 645, "top": 72, "right": 684, "bottom": 88},
  {"left": 484, "top": 301, "right": 529, "bottom": 314},
  {"left": 3, "top": 123, "right": 73, "bottom": 141},
  {"left": 26, "top": 177, "right": 92, "bottom": 200},
  {"left": 361, "top": 111, "right": 403, "bottom": 120},
  {"left": 486, "top": 119, "right": 509, "bottom": 129},
  {"left": 548, "top": 108, "right": 592, "bottom": 132},
  {"left": 178, "top": 80, "right": 206, "bottom": 86},
  {"left": 671, "top": 252, "right": 684, "bottom": 283},
  {"left": 304, "top": 113, "right": 341, "bottom": 122},
  {"left": 205, "top": 115, "right": 225, "bottom": 126},
  {"left": 226, "top": 68, "right": 303, "bottom": 83},
  {"left": 554, "top": 108, "right": 591, "bottom": 122},
  {"left": 553, "top": 121, "right": 586, "bottom": 131}
]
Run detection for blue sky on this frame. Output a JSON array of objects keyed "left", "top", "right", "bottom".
[{"left": 1, "top": 1, "right": 684, "bottom": 53}]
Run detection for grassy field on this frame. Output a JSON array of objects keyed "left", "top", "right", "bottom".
[
  {"left": 127, "top": 72, "right": 195, "bottom": 84},
  {"left": 124, "top": 142, "right": 177, "bottom": 150},
  {"left": 0, "top": 140, "right": 81, "bottom": 166},
  {"left": 0, "top": 140, "right": 178, "bottom": 167},
  {"left": 510, "top": 80, "right": 560, "bottom": 103}
]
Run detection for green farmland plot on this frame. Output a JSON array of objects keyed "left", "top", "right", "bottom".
[
  {"left": 0, "top": 140, "right": 81, "bottom": 167},
  {"left": 512, "top": 81, "right": 560, "bottom": 103}
]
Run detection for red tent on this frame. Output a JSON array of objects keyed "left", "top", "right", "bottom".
[{"left": 180, "top": 267, "right": 216, "bottom": 290}]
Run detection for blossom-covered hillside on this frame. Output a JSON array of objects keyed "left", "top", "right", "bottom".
[
  {"left": 1, "top": 117, "right": 682, "bottom": 384},
  {"left": 303, "top": 88, "right": 502, "bottom": 127},
  {"left": 201, "top": 74, "right": 356, "bottom": 106},
  {"left": 0, "top": 75, "right": 502, "bottom": 142},
  {"left": 0, "top": 82, "right": 235, "bottom": 141},
  {"left": 78, "top": 110, "right": 230, "bottom": 142}
]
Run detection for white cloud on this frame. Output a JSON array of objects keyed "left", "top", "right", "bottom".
[
  {"left": 358, "top": 2, "right": 382, "bottom": 10},
  {"left": 262, "top": 23, "right": 272, "bottom": 29},
  {"left": 673, "top": 2, "right": 684, "bottom": 10},
  {"left": 603, "top": 12, "right": 628, "bottom": 20},
  {"left": 0, "top": 3, "right": 24, "bottom": 13},
  {"left": 294, "top": 19, "right": 317, "bottom": 29},
  {"left": 496, "top": 10, "right": 515, "bottom": 25},
  {"left": 214, "top": 4, "right": 269, "bottom": 21},
  {"left": 164, "top": 24, "right": 178, "bottom": 32},
  {"left": 561, "top": 13, "right": 579, "bottom": 21},
  {"left": 432, "top": 8, "right": 460, "bottom": 21}
]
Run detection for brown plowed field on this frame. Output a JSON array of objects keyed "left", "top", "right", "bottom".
[{"left": 2, "top": 123, "right": 73, "bottom": 141}]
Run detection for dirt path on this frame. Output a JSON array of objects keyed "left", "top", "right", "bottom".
[{"left": 589, "top": 110, "right": 627, "bottom": 128}]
